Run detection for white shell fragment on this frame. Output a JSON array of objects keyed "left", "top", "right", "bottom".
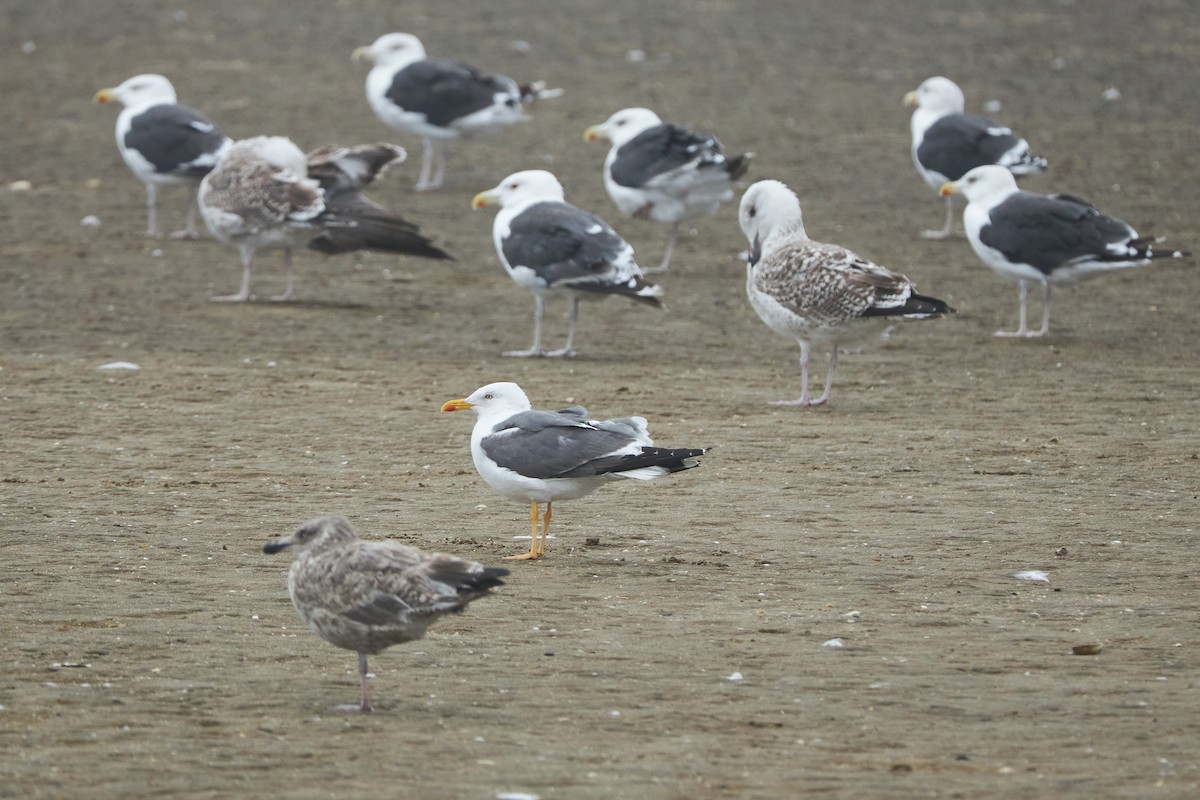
[
  {"left": 81, "top": 215, "right": 101, "bottom": 227},
  {"left": 822, "top": 638, "right": 845, "bottom": 649},
  {"left": 726, "top": 672, "right": 744, "bottom": 682},
  {"left": 496, "top": 793, "right": 541, "bottom": 800},
  {"left": 8, "top": 180, "right": 32, "bottom": 192},
  {"left": 1008, "top": 570, "right": 1050, "bottom": 583},
  {"left": 1101, "top": 87, "right": 1121, "bottom": 102},
  {"left": 97, "top": 361, "right": 141, "bottom": 371},
  {"left": 983, "top": 99, "right": 1003, "bottom": 113}
]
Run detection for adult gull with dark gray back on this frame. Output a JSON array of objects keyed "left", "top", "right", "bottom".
[
  {"left": 584, "top": 107, "right": 751, "bottom": 272},
  {"left": 263, "top": 514, "right": 508, "bottom": 712},
  {"left": 739, "top": 179, "right": 955, "bottom": 406},
  {"left": 441, "top": 382, "right": 705, "bottom": 560},
  {"left": 95, "top": 73, "right": 232, "bottom": 238},
  {"left": 904, "top": 76, "right": 1047, "bottom": 239},
  {"left": 472, "top": 170, "right": 663, "bottom": 357},
  {"left": 941, "top": 165, "right": 1190, "bottom": 337},
  {"left": 354, "top": 32, "right": 561, "bottom": 191}
]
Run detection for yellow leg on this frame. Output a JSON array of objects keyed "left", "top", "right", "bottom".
[
  {"left": 503, "top": 501, "right": 544, "bottom": 560},
  {"left": 538, "top": 502, "right": 553, "bottom": 556}
]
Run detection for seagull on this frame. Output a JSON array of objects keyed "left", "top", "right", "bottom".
[
  {"left": 263, "top": 514, "right": 508, "bottom": 712},
  {"left": 199, "top": 136, "right": 452, "bottom": 302},
  {"left": 941, "top": 165, "right": 1190, "bottom": 337},
  {"left": 441, "top": 382, "right": 705, "bottom": 560},
  {"left": 354, "top": 32, "right": 561, "bottom": 191},
  {"left": 738, "top": 180, "right": 955, "bottom": 406},
  {"left": 471, "top": 169, "right": 663, "bottom": 357},
  {"left": 904, "top": 76, "right": 1047, "bottom": 239},
  {"left": 94, "top": 73, "right": 232, "bottom": 238},
  {"left": 584, "top": 107, "right": 751, "bottom": 272}
]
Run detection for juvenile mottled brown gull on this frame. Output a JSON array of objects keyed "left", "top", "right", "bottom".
[
  {"left": 904, "top": 76, "right": 1047, "bottom": 239},
  {"left": 472, "top": 169, "right": 663, "bottom": 357},
  {"left": 199, "top": 136, "right": 452, "bottom": 302},
  {"left": 739, "top": 180, "right": 955, "bottom": 406},
  {"left": 584, "top": 107, "right": 751, "bottom": 272},
  {"left": 95, "top": 73, "right": 232, "bottom": 238},
  {"left": 941, "top": 165, "right": 1190, "bottom": 337},
  {"left": 441, "top": 382, "right": 705, "bottom": 560},
  {"left": 263, "top": 514, "right": 508, "bottom": 712},
  {"left": 354, "top": 32, "right": 561, "bottom": 191}
]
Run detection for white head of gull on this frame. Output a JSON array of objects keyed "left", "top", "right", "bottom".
[
  {"left": 738, "top": 179, "right": 955, "bottom": 407},
  {"left": 441, "top": 381, "right": 705, "bottom": 560}
]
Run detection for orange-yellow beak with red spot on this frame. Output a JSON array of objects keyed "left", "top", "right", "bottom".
[{"left": 440, "top": 398, "right": 475, "bottom": 412}]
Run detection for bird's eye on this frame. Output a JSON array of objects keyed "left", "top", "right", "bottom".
[
  {"left": 615, "top": 120, "right": 625, "bottom": 126},
  {"left": 508, "top": 182, "right": 518, "bottom": 189},
  {"left": 484, "top": 393, "right": 494, "bottom": 400},
  {"left": 748, "top": 206, "right": 757, "bottom": 218}
]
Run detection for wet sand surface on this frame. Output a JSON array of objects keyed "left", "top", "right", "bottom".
[{"left": 2, "top": 1, "right": 1199, "bottom": 797}]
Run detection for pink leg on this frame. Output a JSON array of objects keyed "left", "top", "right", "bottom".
[
  {"left": 995, "top": 281, "right": 1030, "bottom": 337},
  {"left": 211, "top": 246, "right": 254, "bottom": 302},
  {"left": 337, "top": 652, "right": 372, "bottom": 713},
  {"left": 270, "top": 249, "right": 296, "bottom": 302}
]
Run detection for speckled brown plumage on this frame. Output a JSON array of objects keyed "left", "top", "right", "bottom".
[{"left": 263, "top": 514, "right": 507, "bottom": 711}]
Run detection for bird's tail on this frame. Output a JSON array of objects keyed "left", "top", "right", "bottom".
[
  {"left": 571, "top": 274, "right": 664, "bottom": 308},
  {"left": 426, "top": 558, "right": 510, "bottom": 608},
  {"left": 1009, "top": 152, "right": 1048, "bottom": 175},
  {"left": 518, "top": 80, "right": 564, "bottom": 105},
  {"left": 606, "top": 446, "right": 708, "bottom": 480},
  {"left": 1128, "top": 237, "right": 1190, "bottom": 262},
  {"left": 309, "top": 205, "right": 455, "bottom": 261},
  {"left": 724, "top": 152, "right": 754, "bottom": 181},
  {"left": 862, "top": 291, "right": 955, "bottom": 319}
]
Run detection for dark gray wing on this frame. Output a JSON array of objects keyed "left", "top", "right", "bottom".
[
  {"left": 916, "top": 113, "right": 1024, "bottom": 181},
  {"left": 125, "top": 103, "right": 229, "bottom": 177},
  {"left": 502, "top": 201, "right": 629, "bottom": 286},
  {"left": 386, "top": 59, "right": 518, "bottom": 128},
  {"left": 979, "top": 190, "right": 1138, "bottom": 274},
  {"left": 609, "top": 123, "right": 731, "bottom": 188},
  {"left": 482, "top": 409, "right": 637, "bottom": 479}
]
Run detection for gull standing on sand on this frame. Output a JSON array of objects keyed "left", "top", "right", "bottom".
[
  {"left": 472, "top": 169, "right": 663, "bottom": 357},
  {"left": 738, "top": 180, "right": 955, "bottom": 406},
  {"left": 941, "top": 165, "right": 1190, "bottom": 337},
  {"left": 584, "top": 107, "right": 751, "bottom": 272},
  {"left": 441, "top": 382, "right": 705, "bottom": 560},
  {"left": 199, "top": 137, "right": 452, "bottom": 302},
  {"left": 95, "top": 73, "right": 232, "bottom": 238},
  {"left": 263, "top": 515, "right": 508, "bottom": 712},
  {"left": 354, "top": 32, "right": 561, "bottom": 190},
  {"left": 904, "top": 76, "right": 1047, "bottom": 239}
]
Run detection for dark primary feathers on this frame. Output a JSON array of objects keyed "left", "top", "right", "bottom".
[
  {"left": 386, "top": 59, "right": 519, "bottom": 128},
  {"left": 304, "top": 143, "right": 453, "bottom": 259},
  {"left": 980, "top": 190, "right": 1190, "bottom": 276},
  {"left": 610, "top": 124, "right": 749, "bottom": 188}
]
